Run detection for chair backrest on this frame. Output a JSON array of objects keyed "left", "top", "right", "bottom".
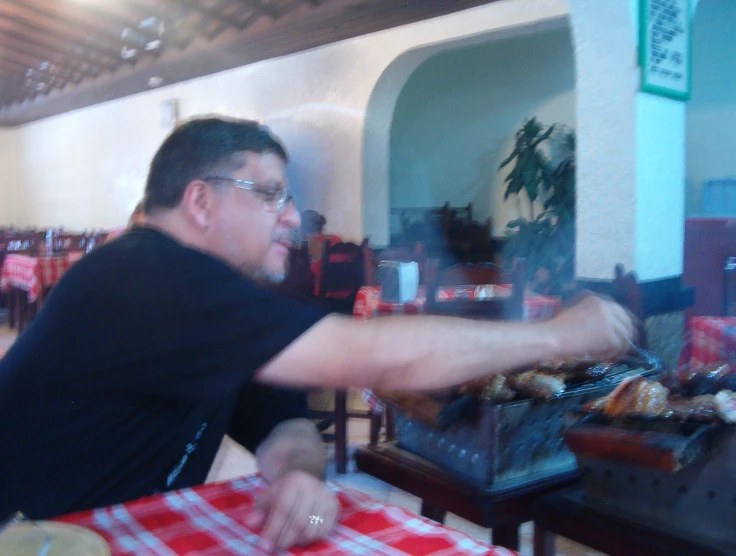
[
  {"left": 273, "top": 241, "right": 313, "bottom": 302},
  {"left": 426, "top": 259, "right": 526, "bottom": 320},
  {"left": 319, "top": 239, "right": 368, "bottom": 301},
  {"left": 612, "top": 263, "right": 647, "bottom": 349},
  {"left": 433, "top": 262, "right": 506, "bottom": 286},
  {"left": 306, "top": 233, "right": 341, "bottom": 263}
]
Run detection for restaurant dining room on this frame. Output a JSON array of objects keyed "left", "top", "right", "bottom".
[{"left": 2, "top": 0, "right": 736, "bottom": 554}]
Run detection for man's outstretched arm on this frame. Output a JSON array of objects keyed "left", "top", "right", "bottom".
[{"left": 256, "top": 294, "right": 635, "bottom": 390}]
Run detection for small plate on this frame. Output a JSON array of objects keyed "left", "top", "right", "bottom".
[{"left": 0, "top": 521, "right": 110, "bottom": 556}]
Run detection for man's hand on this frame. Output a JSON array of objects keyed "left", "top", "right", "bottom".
[
  {"left": 545, "top": 293, "right": 636, "bottom": 361},
  {"left": 244, "top": 470, "right": 340, "bottom": 552}
]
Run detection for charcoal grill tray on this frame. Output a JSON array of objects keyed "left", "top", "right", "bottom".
[
  {"left": 392, "top": 361, "right": 661, "bottom": 489},
  {"left": 576, "top": 428, "right": 736, "bottom": 550}
]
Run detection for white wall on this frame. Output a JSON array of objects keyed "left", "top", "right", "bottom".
[
  {"left": 7, "top": 0, "right": 568, "bottom": 243},
  {"left": 686, "top": 0, "right": 736, "bottom": 215},
  {"left": 0, "top": 129, "right": 20, "bottom": 225},
  {"left": 389, "top": 27, "right": 575, "bottom": 236}
]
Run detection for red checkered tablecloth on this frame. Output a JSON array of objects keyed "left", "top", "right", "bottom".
[
  {"left": 678, "top": 316, "right": 736, "bottom": 370},
  {"left": 0, "top": 254, "right": 74, "bottom": 302},
  {"left": 355, "top": 286, "right": 561, "bottom": 411},
  {"left": 55, "top": 475, "right": 515, "bottom": 556},
  {"left": 353, "top": 286, "right": 559, "bottom": 323}
]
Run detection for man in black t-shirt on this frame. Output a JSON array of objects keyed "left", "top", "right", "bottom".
[{"left": 0, "top": 117, "right": 635, "bottom": 552}]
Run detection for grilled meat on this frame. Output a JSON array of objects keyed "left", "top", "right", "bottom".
[
  {"left": 715, "top": 390, "right": 736, "bottom": 424},
  {"left": 677, "top": 362, "right": 733, "bottom": 396},
  {"left": 666, "top": 395, "right": 718, "bottom": 422},
  {"left": 479, "top": 374, "right": 516, "bottom": 402},
  {"left": 541, "top": 361, "right": 615, "bottom": 380},
  {"left": 583, "top": 376, "right": 669, "bottom": 418},
  {"left": 508, "top": 371, "right": 566, "bottom": 400},
  {"left": 459, "top": 361, "right": 615, "bottom": 402}
]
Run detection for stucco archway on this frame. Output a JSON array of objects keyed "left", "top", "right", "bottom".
[{"left": 361, "top": 15, "right": 570, "bottom": 246}]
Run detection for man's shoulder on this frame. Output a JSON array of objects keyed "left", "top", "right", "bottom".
[
  {"left": 82, "top": 227, "right": 217, "bottom": 273},
  {"left": 71, "top": 227, "right": 257, "bottom": 298},
  {"left": 54, "top": 227, "right": 213, "bottom": 298}
]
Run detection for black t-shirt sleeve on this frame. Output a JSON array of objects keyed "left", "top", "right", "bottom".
[
  {"left": 227, "top": 385, "right": 309, "bottom": 453},
  {"left": 20, "top": 229, "right": 328, "bottom": 403}
]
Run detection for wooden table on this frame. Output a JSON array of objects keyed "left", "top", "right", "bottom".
[
  {"left": 0, "top": 253, "right": 76, "bottom": 331},
  {"left": 354, "top": 442, "right": 579, "bottom": 552},
  {"left": 533, "top": 488, "right": 733, "bottom": 556}
]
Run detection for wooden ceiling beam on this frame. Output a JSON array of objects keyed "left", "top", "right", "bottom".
[
  {"left": 0, "top": 58, "right": 84, "bottom": 103},
  {"left": 0, "top": 57, "right": 27, "bottom": 72},
  {"left": 0, "top": 9, "right": 121, "bottom": 58},
  {"left": 0, "top": 23, "right": 113, "bottom": 62},
  {"left": 0, "top": 72, "right": 24, "bottom": 98},
  {"left": 48, "top": 0, "right": 192, "bottom": 50},
  {"left": 0, "top": 72, "right": 27, "bottom": 107},
  {"left": 1, "top": 50, "right": 48, "bottom": 71},
  {"left": 111, "top": 1, "right": 193, "bottom": 50},
  {"left": 1, "top": 0, "right": 121, "bottom": 41},
  {"left": 230, "top": 0, "right": 279, "bottom": 18},
  {"left": 1, "top": 0, "right": 505, "bottom": 124},
  {"left": 0, "top": 42, "right": 93, "bottom": 104},
  {"left": 0, "top": 79, "right": 23, "bottom": 106},
  {"left": 35, "top": 0, "right": 143, "bottom": 37},
  {"left": 0, "top": 1, "right": 126, "bottom": 83},
  {"left": 159, "top": 0, "right": 237, "bottom": 28},
  {"left": 0, "top": 37, "right": 107, "bottom": 76},
  {"left": 146, "top": 2, "right": 214, "bottom": 49},
  {"left": 0, "top": 36, "right": 70, "bottom": 67},
  {"left": 0, "top": 20, "right": 119, "bottom": 70}
]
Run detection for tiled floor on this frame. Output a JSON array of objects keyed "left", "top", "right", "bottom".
[
  {"left": 328, "top": 420, "right": 603, "bottom": 556},
  {"left": 0, "top": 321, "right": 15, "bottom": 354},
  {"left": 0, "top": 321, "right": 601, "bottom": 555}
]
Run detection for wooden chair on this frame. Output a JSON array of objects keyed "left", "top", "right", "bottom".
[
  {"left": 311, "top": 238, "right": 374, "bottom": 474},
  {"left": 612, "top": 263, "right": 648, "bottom": 350},
  {"left": 426, "top": 260, "right": 527, "bottom": 321},
  {"left": 317, "top": 239, "right": 369, "bottom": 315},
  {"left": 272, "top": 241, "right": 314, "bottom": 304}
]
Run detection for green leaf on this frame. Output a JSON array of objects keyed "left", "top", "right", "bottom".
[
  {"left": 532, "top": 124, "right": 555, "bottom": 147},
  {"left": 498, "top": 148, "right": 519, "bottom": 169}
]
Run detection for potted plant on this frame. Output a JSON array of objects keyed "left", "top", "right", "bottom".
[{"left": 499, "top": 118, "right": 576, "bottom": 295}]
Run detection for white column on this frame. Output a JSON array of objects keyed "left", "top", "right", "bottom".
[{"left": 571, "top": 0, "right": 688, "bottom": 281}]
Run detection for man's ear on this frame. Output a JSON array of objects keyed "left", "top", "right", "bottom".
[{"left": 181, "top": 179, "right": 216, "bottom": 230}]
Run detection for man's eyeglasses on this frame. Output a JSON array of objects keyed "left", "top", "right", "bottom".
[{"left": 203, "top": 176, "right": 294, "bottom": 212}]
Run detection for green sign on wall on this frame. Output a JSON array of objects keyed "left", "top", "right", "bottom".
[{"left": 639, "top": 0, "right": 691, "bottom": 100}]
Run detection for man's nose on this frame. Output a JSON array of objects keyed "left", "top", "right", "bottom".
[{"left": 279, "top": 200, "right": 300, "bottom": 229}]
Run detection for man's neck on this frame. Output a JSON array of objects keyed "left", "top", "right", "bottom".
[{"left": 144, "top": 212, "right": 209, "bottom": 254}]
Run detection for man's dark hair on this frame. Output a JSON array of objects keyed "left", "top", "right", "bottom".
[{"left": 144, "top": 116, "right": 289, "bottom": 212}]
